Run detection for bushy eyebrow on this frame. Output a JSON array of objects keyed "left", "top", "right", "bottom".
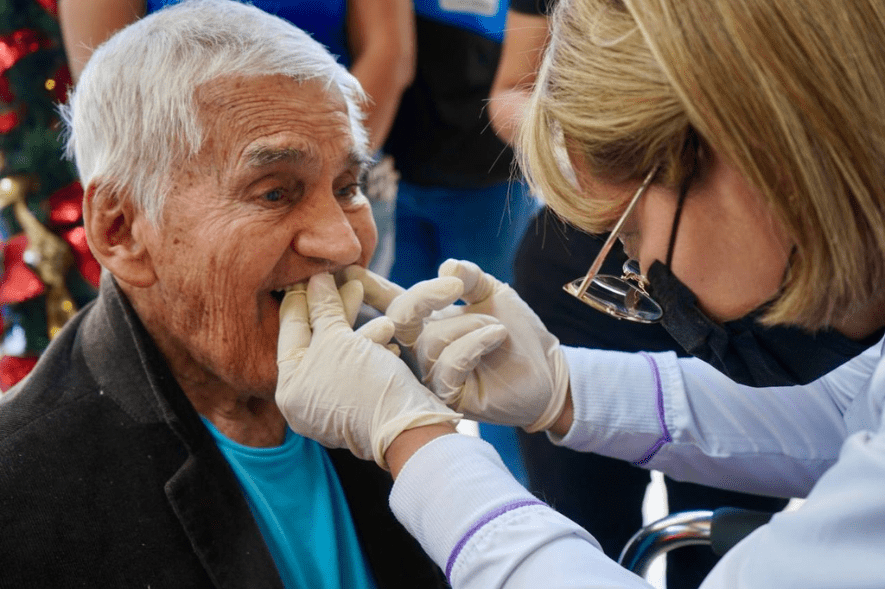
[
  {"left": 244, "top": 145, "right": 371, "bottom": 174},
  {"left": 244, "top": 146, "right": 305, "bottom": 168},
  {"left": 349, "top": 150, "right": 373, "bottom": 173}
]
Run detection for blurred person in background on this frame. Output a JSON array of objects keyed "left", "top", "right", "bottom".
[{"left": 383, "top": 0, "right": 543, "bottom": 484}]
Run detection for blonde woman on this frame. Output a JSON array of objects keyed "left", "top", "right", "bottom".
[{"left": 276, "top": 0, "right": 885, "bottom": 587}]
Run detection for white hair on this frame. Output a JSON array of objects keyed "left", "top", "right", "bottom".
[{"left": 60, "top": 0, "right": 368, "bottom": 225}]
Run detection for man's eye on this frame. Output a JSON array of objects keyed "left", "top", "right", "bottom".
[
  {"left": 335, "top": 183, "right": 360, "bottom": 200},
  {"left": 263, "top": 189, "right": 284, "bottom": 202}
]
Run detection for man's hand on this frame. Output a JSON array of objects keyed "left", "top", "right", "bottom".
[
  {"left": 346, "top": 261, "right": 571, "bottom": 433},
  {"left": 276, "top": 273, "right": 460, "bottom": 469}
]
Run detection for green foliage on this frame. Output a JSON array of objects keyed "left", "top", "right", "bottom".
[
  {"left": 0, "top": 0, "right": 95, "bottom": 372},
  {"left": 0, "top": 0, "right": 78, "bottom": 207}
]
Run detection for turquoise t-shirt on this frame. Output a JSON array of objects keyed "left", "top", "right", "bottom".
[{"left": 201, "top": 418, "right": 376, "bottom": 589}]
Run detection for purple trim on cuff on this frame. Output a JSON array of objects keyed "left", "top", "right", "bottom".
[
  {"left": 634, "top": 352, "right": 672, "bottom": 465},
  {"left": 445, "top": 499, "right": 544, "bottom": 580}
]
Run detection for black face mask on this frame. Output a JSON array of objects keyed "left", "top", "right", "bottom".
[
  {"left": 637, "top": 160, "right": 884, "bottom": 387},
  {"left": 646, "top": 259, "right": 883, "bottom": 387}
]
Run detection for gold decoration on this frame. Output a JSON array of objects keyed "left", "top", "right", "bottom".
[{"left": 0, "top": 175, "right": 78, "bottom": 339}]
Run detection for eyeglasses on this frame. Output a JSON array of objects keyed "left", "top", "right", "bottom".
[{"left": 562, "top": 166, "right": 663, "bottom": 323}]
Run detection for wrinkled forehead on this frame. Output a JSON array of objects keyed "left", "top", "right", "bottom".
[
  {"left": 195, "top": 73, "right": 348, "bottom": 113},
  {"left": 190, "top": 74, "right": 357, "bottom": 169}
]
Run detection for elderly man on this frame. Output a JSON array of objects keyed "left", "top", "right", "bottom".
[{"left": 0, "top": 1, "right": 446, "bottom": 587}]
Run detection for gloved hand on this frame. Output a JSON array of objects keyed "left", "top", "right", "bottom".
[
  {"left": 276, "top": 273, "right": 460, "bottom": 470},
  {"left": 345, "top": 261, "right": 570, "bottom": 433}
]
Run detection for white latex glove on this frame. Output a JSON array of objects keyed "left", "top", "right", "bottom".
[
  {"left": 341, "top": 265, "right": 480, "bottom": 347},
  {"left": 336, "top": 276, "right": 364, "bottom": 328},
  {"left": 346, "top": 261, "right": 569, "bottom": 433},
  {"left": 276, "top": 273, "right": 460, "bottom": 469}
]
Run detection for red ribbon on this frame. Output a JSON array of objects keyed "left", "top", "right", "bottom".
[
  {"left": 48, "top": 182, "right": 101, "bottom": 286},
  {"left": 0, "top": 355, "right": 38, "bottom": 391},
  {"left": 0, "top": 234, "right": 45, "bottom": 304}
]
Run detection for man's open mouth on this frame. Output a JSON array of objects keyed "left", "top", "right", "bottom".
[{"left": 271, "top": 290, "right": 286, "bottom": 304}]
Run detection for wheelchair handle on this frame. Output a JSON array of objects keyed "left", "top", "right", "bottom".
[
  {"left": 618, "top": 507, "right": 775, "bottom": 579},
  {"left": 618, "top": 510, "right": 712, "bottom": 578},
  {"left": 709, "top": 507, "right": 775, "bottom": 556}
]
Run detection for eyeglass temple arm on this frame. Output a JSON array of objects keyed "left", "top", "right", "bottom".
[{"left": 574, "top": 167, "right": 659, "bottom": 298}]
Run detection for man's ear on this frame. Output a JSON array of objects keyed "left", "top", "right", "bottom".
[{"left": 83, "top": 182, "right": 157, "bottom": 288}]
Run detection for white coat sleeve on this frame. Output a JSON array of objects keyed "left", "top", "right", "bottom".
[
  {"left": 388, "top": 341, "right": 885, "bottom": 589},
  {"left": 699, "top": 405, "right": 885, "bottom": 588},
  {"left": 389, "top": 422, "right": 885, "bottom": 589},
  {"left": 390, "top": 434, "right": 656, "bottom": 589},
  {"left": 555, "top": 343, "right": 881, "bottom": 497}
]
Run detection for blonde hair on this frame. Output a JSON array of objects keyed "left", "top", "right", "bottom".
[{"left": 519, "top": 0, "right": 885, "bottom": 329}]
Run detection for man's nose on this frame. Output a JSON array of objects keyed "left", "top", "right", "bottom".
[{"left": 291, "top": 198, "right": 362, "bottom": 266}]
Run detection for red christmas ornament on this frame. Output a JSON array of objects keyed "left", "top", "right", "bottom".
[
  {"left": 0, "top": 29, "right": 52, "bottom": 75},
  {"left": 34, "top": 0, "right": 59, "bottom": 17},
  {"left": 0, "top": 355, "right": 38, "bottom": 391},
  {"left": 0, "top": 74, "right": 12, "bottom": 103},
  {"left": 60, "top": 225, "right": 101, "bottom": 288},
  {"left": 0, "top": 109, "right": 19, "bottom": 133},
  {"left": 48, "top": 181, "right": 84, "bottom": 226},
  {"left": 0, "top": 234, "right": 45, "bottom": 304}
]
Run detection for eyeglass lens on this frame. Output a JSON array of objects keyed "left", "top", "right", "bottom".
[
  {"left": 562, "top": 168, "right": 663, "bottom": 323},
  {"left": 563, "top": 262, "right": 662, "bottom": 323}
]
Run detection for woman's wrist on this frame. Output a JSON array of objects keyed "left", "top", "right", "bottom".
[
  {"left": 385, "top": 423, "right": 459, "bottom": 478},
  {"left": 548, "top": 389, "right": 574, "bottom": 438}
]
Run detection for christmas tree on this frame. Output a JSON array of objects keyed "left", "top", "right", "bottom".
[{"left": 0, "top": 0, "right": 99, "bottom": 391}]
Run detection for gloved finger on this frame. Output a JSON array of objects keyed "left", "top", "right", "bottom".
[
  {"left": 438, "top": 258, "right": 497, "bottom": 304},
  {"left": 277, "top": 283, "right": 310, "bottom": 363},
  {"left": 386, "top": 276, "right": 464, "bottom": 346},
  {"left": 424, "top": 323, "right": 508, "bottom": 404},
  {"left": 355, "top": 315, "right": 396, "bottom": 345},
  {"left": 340, "top": 265, "right": 405, "bottom": 312},
  {"left": 338, "top": 279, "right": 364, "bottom": 327},
  {"left": 414, "top": 313, "right": 505, "bottom": 365},
  {"left": 352, "top": 316, "right": 401, "bottom": 357},
  {"left": 306, "top": 273, "right": 351, "bottom": 334}
]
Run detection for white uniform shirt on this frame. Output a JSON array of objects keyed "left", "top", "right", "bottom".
[{"left": 390, "top": 337, "right": 885, "bottom": 588}]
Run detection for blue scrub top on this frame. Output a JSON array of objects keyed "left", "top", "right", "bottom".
[
  {"left": 413, "top": 0, "right": 508, "bottom": 42},
  {"left": 146, "top": 0, "right": 351, "bottom": 67}
]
